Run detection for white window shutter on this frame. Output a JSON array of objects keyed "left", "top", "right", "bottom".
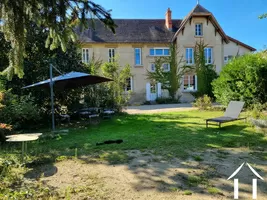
[
  {"left": 146, "top": 83, "right": 151, "bottom": 101},
  {"left": 157, "top": 83, "right": 162, "bottom": 98}
]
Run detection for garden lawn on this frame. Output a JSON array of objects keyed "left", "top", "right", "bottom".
[
  {"left": 2, "top": 110, "right": 267, "bottom": 200},
  {"left": 25, "top": 110, "right": 267, "bottom": 159}
]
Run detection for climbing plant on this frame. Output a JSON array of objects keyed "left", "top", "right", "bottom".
[
  {"left": 146, "top": 44, "right": 190, "bottom": 100},
  {"left": 194, "top": 40, "right": 217, "bottom": 98}
]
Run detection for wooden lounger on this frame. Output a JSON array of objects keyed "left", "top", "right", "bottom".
[{"left": 206, "top": 101, "right": 246, "bottom": 128}]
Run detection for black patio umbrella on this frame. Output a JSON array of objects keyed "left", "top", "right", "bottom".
[
  {"left": 23, "top": 67, "right": 112, "bottom": 131},
  {"left": 23, "top": 71, "right": 112, "bottom": 89}
]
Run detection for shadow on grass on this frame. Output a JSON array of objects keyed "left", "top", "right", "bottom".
[{"left": 24, "top": 163, "right": 58, "bottom": 179}]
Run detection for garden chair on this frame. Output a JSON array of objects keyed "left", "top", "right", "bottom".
[
  {"left": 206, "top": 101, "right": 246, "bottom": 128},
  {"left": 59, "top": 114, "right": 70, "bottom": 123},
  {"left": 102, "top": 108, "right": 115, "bottom": 119}
]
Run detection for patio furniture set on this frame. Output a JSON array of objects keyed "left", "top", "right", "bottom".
[{"left": 59, "top": 107, "right": 115, "bottom": 124}]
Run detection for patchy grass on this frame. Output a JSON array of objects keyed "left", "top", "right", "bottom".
[
  {"left": 183, "top": 190, "right": 193, "bottom": 195},
  {"left": 249, "top": 151, "right": 267, "bottom": 160},
  {"left": 207, "top": 187, "right": 223, "bottom": 195},
  {"left": 169, "top": 187, "right": 179, "bottom": 192},
  {"left": 187, "top": 175, "right": 202, "bottom": 187},
  {"left": 193, "top": 155, "right": 203, "bottom": 161},
  {"left": 99, "top": 151, "right": 130, "bottom": 164}
]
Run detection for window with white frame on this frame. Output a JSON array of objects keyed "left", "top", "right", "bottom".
[
  {"left": 195, "top": 23, "right": 203, "bottom": 36},
  {"left": 150, "top": 63, "right": 156, "bottom": 72},
  {"left": 224, "top": 55, "right": 233, "bottom": 63},
  {"left": 135, "top": 48, "right": 142, "bottom": 65},
  {"left": 183, "top": 75, "right": 197, "bottom": 91},
  {"left": 162, "top": 63, "right": 170, "bottom": 72},
  {"left": 82, "top": 48, "right": 89, "bottom": 63},
  {"left": 108, "top": 48, "right": 115, "bottom": 62},
  {"left": 204, "top": 48, "right": 213, "bottom": 64},
  {"left": 149, "top": 48, "right": 170, "bottom": 56},
  {"left": 124, "top": 77, "right": 133, "bottom": 92},
  {"left": 186, "top": 48, "right": 194, "bottom": 65}
]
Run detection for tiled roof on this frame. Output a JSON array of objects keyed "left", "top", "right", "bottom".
[
  {"left": 192, "top": 4, "right": 211, "bottom": 13},
  {"left": 227, "top": 36, "right": 256, "bottom": 51},
  {"left": 77, "top": 4, "right": 256, "bottom": 51},
  {"left": 78, "top": 19, "right": 182, "bottom": 43},
  {"left": 172, "top": 4, "right": 229, "bottom": 43}
]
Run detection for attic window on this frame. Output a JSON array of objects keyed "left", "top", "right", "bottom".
[
  {"left": 108, "top": 48, "right": 115, "bottom": 62},
  {"left": 195, "top": 24, "right": 203, "bottom": 36},
  {"left": 82, "top": 48, "right": 89, "bottom": 63}
]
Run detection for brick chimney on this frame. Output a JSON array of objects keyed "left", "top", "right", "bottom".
[{"left": 165, "top": 8, "right": 172, "bottom": 30}]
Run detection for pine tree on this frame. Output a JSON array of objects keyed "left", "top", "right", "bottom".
[{"left": 0, "top": 0, "right": 116, "bottom": 79}]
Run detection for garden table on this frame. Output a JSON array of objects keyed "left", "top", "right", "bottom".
[{"left": 6, "top": 133, "right": 42, "bottom": 162}]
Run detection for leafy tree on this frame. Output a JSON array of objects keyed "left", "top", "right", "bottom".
[
  {"left": 0, "top": 90, "right": 40, "bottom": 129},
  {"left": 0, "top": 24, "right": 88, "bottom": 120},
  {"left": 100, "top": 56, "right": 132, "bottom": 111},
  {"left": 194, "top": 40, "right": 218, "bottom": 98},
  {"left": 212, "top": 52, "right": 267, "bottom": 106},
  {"left": 0, "top": 0, "right": 116, "bottom": 79},
  {"left": 259, "top": 14, "right": 267, "bottom": 19},
  {"left": 147, "top": 44, "right": 190, "bottom": 100}
]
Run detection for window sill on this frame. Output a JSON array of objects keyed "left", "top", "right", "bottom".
[
  {"left": 194, "top": 36, "right": 203, "bottom": 38},
  {"left": 134, "top": 65, "right": 143, "bottom": 68}
]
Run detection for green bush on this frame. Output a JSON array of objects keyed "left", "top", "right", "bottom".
[
  {"left": 99, "top": 57, "right": 132, "bottom": 111},
  {"left": 212, "top": 53, "right": 267, "bottom": 106},
  {"left": 193, "top": 95, "right": 212, "bottom": 110},
  {"left": 0, "top": 90, "right": 40, "bottom": 129},
  {"left": 249, "top": 102, "right": 267, "bottom": 119}
]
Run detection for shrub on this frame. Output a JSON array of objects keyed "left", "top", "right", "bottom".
[
  {"left": 193, "top": 95, "right": 212, "bottom": 110},
  {"left": 0, "top": 123, "right": 12, "bottom": 143},
  {"left": 99, "top": 57, "right": 132, "bottom": 111},
  {"left": 0, "top": 90, "right": 40, "bottom": 129},
  {"left": 212, "top": 52, "right": 267, "bottom": 106},
  {"left": 249, "top": 103, "right": 267, "bottom": 119}
]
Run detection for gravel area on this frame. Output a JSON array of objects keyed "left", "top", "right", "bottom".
[{"left": 124, "top": 103, "right": 197, "bottom": 114}]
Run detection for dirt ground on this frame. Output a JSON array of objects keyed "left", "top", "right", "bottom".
[{"left": 25, "top": 148, "right": 267, "bottom": 200}]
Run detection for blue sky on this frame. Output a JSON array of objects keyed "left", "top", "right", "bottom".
[{"left": 95, "top": 0, "right": 267, "bottom": 50}]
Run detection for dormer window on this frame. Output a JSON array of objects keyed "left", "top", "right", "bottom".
[
  {"left": 195, "top": 23, "right": 203, "bottom": 36},
  {"left": 108, "top": 48, "right": 115, "bottom": 62},
  {"left": 82, "top": 48, "right": 89, "bottom": 63}
]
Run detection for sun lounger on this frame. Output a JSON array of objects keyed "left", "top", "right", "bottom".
[{"left": 206, "top": 101, "right": 246, "bottom": 128}]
